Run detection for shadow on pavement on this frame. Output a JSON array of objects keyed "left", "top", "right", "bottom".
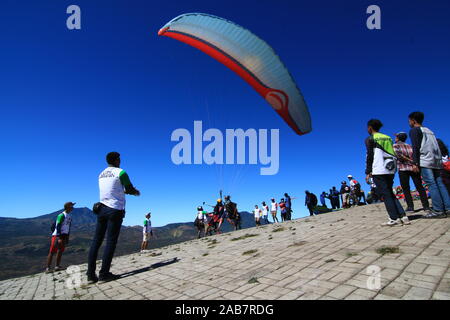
[
  {"left": 407, "top": 214, "right": 424, "bottom": 221},
  {"left": 118, "top": 257, "right": 180, "bottom": 279}
]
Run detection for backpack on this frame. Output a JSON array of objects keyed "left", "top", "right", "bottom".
[
  {"left": 50, "top": 214, "right": 65, "bottom": 233},
  {"left": 310, "top": 194, "right": 318, "bottom": 206}
]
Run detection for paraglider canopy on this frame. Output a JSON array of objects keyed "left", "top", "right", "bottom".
[{"left": 158, "top": 13, "right": 312, "bottom": 135}]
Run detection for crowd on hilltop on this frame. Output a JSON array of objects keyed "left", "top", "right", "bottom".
[{"left": 43, "top": 111, "right": 449, "bottom": 285}]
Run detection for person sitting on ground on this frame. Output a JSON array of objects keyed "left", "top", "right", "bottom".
[
  {"left": 270, "top": 198, "right": 279, "bottom": 223},
  {"left": 253, "top": 205, "right": 262, "bottom": 226},
  {"left": 46, "top": 202, "right": 75, "bottom": 273},
  {"left": 141, "top": 213, "right": 153, "bottom": 252},
  {"left": 365, "top": 119, "right": 410, "bottom": 226}
]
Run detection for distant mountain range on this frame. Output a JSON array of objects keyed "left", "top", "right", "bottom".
[{"left": 0, "top": 207, "right": 256, "bottom": 281}]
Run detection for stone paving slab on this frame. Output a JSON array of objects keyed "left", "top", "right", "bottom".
[{"left": 0, "top": 200, "right": 449, "bottom": 300}]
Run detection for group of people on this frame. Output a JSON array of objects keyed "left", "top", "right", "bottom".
[
  {"left": 193, "top": 193, "right": 294, "bottom": 238},
  {"left": 45, "top": 152, "right": 142, "bottom": 284},
  {"left": 45, "top": 112, "right": 449, "bottom": 283},
  {"left": 252, "top": 194, "right": 294, "bottom": 226},
  {"left": 364, "top": 111, "right": 449, "bottom": 226}
]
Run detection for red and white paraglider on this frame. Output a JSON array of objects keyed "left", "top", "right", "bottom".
[{"left": 158, "top": 13, "right": 312, "bottom": 135}]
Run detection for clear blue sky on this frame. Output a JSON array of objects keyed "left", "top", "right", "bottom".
[{"left": 0, "top": 0, "right": 449, "bottom": 227}]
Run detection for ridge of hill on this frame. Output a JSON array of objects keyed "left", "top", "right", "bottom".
[{"left": 0, "top": 208, "right": 255, "bottom": 281}]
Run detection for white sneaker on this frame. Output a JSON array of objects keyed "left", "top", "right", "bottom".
[
  {"left": 401, "top": 216, "right": 411, "bottom": 225},
  {"left": 381, "top": 219, "right": 400, "bottom": 226}
]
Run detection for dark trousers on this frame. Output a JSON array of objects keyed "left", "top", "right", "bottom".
[
  {"left": 307, "top": 204, "right": 314, "bottom": 216},
  {"left": 331, "top": 197, "right": 340, "bottom": 209},
  {"left": 398, "top": 170, "right": 430, "bottom": 210},
  {"left": 87, "top": 205, "right": 124, "bottom": 277},
  {"left": 373, "top": 174, "right": 405, "bottom": 220},
  {"left": 286, "top": 208, "right": 292, "bottom": 220}
]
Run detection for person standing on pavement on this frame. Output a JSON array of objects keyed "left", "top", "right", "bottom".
[
  {"left": 45, "top": 202, "right": 75, "bottom": 273},
  {"left": 393, "top": 132, "right": 430, "bottom": 213},
  {"left": 365, "top": 119, "right": 410, "bottom": 226},
  {"left": 408, "top": 112, "right": 450, "bottom": 218},
  {"left": 87, "top": 152, "right": 140, "bottom": 283},
  {"left": 140, "top": 213, "right": 153, "bottom": 252},
  {"left": 284, "top": 193, "right": 293, "bottom": 220}
]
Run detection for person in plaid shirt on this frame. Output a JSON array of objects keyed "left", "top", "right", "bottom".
[{"left": 393, "top": 132, "right": 430, "bottom": 212}]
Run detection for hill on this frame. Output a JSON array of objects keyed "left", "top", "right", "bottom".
[
  {"left": 0, "top": 208, "right": 256, "bottom": 281},
  {"left": 1, "top": 200, "right": 448, "bottom": 300}
]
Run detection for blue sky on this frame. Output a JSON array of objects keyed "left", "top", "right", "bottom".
[{"left": 0, "top": 0, "right": 449, "bottom": 227}]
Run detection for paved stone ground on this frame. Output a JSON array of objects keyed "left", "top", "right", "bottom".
[{"left": 1, "top": 201, "right": 449, "bottom": 300}]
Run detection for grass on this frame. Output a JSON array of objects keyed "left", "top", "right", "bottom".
[
  {"left": 288, "top": 241, "right": 307, "bottom": 247},
  {"left": 150, "top": 252, "right": 162, "bottom": 257},
  {"left": 242, "top": 249, "right": 258, "bottom": 256},
  {"left": 202, "top": 253, "right": 209, "bottom": 257},
  {"left": 248, "top": 277, "right": 259, "bottom": 284},
  {"left": 272, "top": 227, "right": 285, "bottom": 233},
  {"left": 376, "top": 246, "right": 400, "bottom": 255},
  {"left": 231, "top": 234, "right": 258, "bottom": 241},
  {"left": 346, "top": 252, "right": 358, "bottom": 257},
  {"left": 325, "top": 258, "right": 336, "bottom": 263}
]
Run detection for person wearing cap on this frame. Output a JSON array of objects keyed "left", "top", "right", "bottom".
[
  {"left": 87, "top": 152, "right": 140, "bottom": 283},
  {"left": 393, "top": 132, "right": 430, "bottom": 213},
  {"left": 140, "top": 213, "right": 153, "bottom": 252},
  {"left": 45, "top": 202, "right": 75, "bottom": 273}
]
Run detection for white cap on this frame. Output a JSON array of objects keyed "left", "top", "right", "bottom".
[{"left": 347, "top": 175, "right": 353, "bottom": 178}]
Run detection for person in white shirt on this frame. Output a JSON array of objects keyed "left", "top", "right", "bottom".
[
  {"left": 261, "top": 201, "right": 270, "bottom": 224},
  {"left": 87, "top": 152, "right": 140, "bottom": 284},
  {"left": 253, "top": 205, "right": 262, "bottom": 226},
  {"left": 270, "top": 198, "right": 279, "bottom": 223},
  {"left": 141, "top": 213, "right": 153, "bottom": 252},
  {"left": 45, "top": 202, "right": 75, "bottom": 273}
]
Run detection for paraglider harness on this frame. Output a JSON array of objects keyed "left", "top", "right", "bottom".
[{"left": 225, "top": 200, "right": 241, "bottom": 229}]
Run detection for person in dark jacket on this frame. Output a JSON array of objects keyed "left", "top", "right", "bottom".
[
  {"left": 329, "top": 187, "right": 340, "bottom": 209},
  {"left": 305, "top": 191, "right": 317, "bottom": 216},
  {"left": 284, "top": 193, "right": 292, "bottom": 220}
]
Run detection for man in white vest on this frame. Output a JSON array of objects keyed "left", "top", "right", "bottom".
[{"left": 87, "top": 152, "right": 140, "bottom": 283}]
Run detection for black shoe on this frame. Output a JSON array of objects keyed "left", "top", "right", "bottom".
[
  {"left": 87, "top": 274, "right": 98, "bottom": 284},
  {"left": 423, "top": 209, "right": 446, "bottom": 219},
  {"left": 98, "top": 272, "right": 121, "bottom": 282}
]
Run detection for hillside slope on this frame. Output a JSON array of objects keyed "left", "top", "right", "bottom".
[{"left": 1, "top": 201, "right": 449, "bottom": 300}]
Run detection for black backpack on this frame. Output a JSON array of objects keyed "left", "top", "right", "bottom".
[
  {"left": 310, "top": 194, "right": 318, "bottom": 206},
  {"left": 50, "top": 214, "right": 65, "bottom": 233}
]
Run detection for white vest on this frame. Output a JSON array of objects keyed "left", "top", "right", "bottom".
[{"left": 99, "top": 167, "right": 126, "bottom": 210}]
